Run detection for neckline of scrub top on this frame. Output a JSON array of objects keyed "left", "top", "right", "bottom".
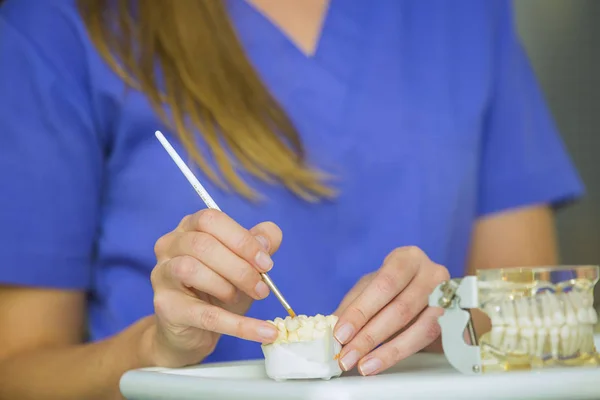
[
  {"left": 226, "top": 0, "right": 373, "bottom": 153},
  {"left": 239, "top": 0, "right": 332, "bottom": 59}
]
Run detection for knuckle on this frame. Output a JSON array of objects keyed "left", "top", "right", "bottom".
[
  {"left": 221, "top": 287, "right": 239, "bottom": 304},
  {"left": 431, "top": 263, "right": 451, "bottom": 283},
  {"left": 347, "top": 305, "right": 369, "bottom": 326},
  {"left": 232, "top": 319, "right": 245, "bottom": 339},
  {"left": 383, "top": 246, "right": 427, "bottom": 276},
  {"left": 238, "top": 272, "right": 258, "bottom": 294},
  {"left": 169, "top": 256, "right": 197, "bottom": 282},
  {"left": 384, "top": 247, "right": 403, "bottom": 264},
  {"left": 403, "top": 245, "right": 425, "bottom": 259},
  {"left": 389, "top": 300, "right": 411, "bottom": 321},
  {"left": 154, "top": 234, "right": 170, "bottom": 257},
  {"left": 386, "top": 344, "right": 403, "bottom": 364},
  {"left": 179, "top": 214, "right": 193, "bottom": 229},
  {"left": 153, "top": 292, "right": 173, "bottom": 319},
  {"left": 197, "top": 307, "right": 221, "bottom": 332},
  {"left": 384, "top": 246, "right": 425, "bottom": 264},
  {"left": 374, "top": 271, "right": 398, "bottom": 295},
  {"left": 235, "top": 232, "right": 257, "bottom": 256},
  {"left": 235, "top": 265, "right": 257, "bottom": 287},
  {"left": 361, "top": 331, "right": 378, "bottom": 350},
  {"left": 195, "top": 209, "right": 220, "bottom": 231},
  {"left": 190, "top": 232, "right": 215, "bottom": 257},
  {"left": 150, "top": 264, "right": 161, "bottom": 288},
  {"left": 386, "top": 246, "right": 424, "bottom": 263},
  {"left": 357, "top": 272, "right": 375, "bottom": 289},
  {"left": 424, "top": 318, "right": 442, "bottom": 342}
]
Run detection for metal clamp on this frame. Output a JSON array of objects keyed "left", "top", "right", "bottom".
[{"left": 428, "top": 276, "right": 482, "bottom": 375}]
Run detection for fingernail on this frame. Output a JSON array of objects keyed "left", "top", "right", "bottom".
[
  {"left": 257, "top": 325, "right": 278, "bottom": 341},
  {"left": 340, "top": 350, "right": 359, "bottom": 371},
  {"left": 255, "top": 235, "right": 270, "bottom": 251},
  {"left": 255, "top": 281, "right": 270, "bottom": 298},
  {"left": 255, "top": 251, "right": 273, "bottom": 272},
  {"left": 359, "top": 358, "right": 382, "bottom": 375},
  {"left": 334, "top": 323, "right": 354, "bottom": 344}
]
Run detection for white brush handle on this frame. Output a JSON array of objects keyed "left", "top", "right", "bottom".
[{"left": 155, "top": 131, "right": 295, "bottom": 317}]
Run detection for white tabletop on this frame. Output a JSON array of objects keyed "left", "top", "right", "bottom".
[{"left": 120, "top": 345, "right": 600, "bottom": 400}]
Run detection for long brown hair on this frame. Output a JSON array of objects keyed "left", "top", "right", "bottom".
[{"left": 77, "top": 0, "right": 333, "bottom": 201}]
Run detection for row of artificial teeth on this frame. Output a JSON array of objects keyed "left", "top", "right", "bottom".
[
  {"left": 483, "top": 291, "right": 598, "bottom": 358},
  {"left": 487, "top": 323, "right": 596, "bottom": 358},
  {"left": 266, "top": 314, "right": 338, "bottom": 343},
  {"left": 484, "top": 290, "right": 598, "bottom": 328}
]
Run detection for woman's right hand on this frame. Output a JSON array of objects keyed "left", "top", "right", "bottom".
[{"left": 146, "top": 209, "right": 282, "bottom": 368}]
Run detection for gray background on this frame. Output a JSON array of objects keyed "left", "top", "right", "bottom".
[{"left": 514, "top": 0, "right": 600, "bottom": 303}]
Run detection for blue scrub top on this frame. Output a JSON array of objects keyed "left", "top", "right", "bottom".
[{"left": 0, "top": 0, "right": 583, "bottom": 362}]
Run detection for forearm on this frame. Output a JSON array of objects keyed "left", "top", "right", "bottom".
[{"left": 0, "top": 316, "right": 155, "bottom": 400}]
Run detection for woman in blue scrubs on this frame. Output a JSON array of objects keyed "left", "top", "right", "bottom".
[{"left": 0, "top": 0, "right": 583, "bottom": 398}]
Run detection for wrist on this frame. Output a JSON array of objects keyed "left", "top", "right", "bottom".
[{"left": 137, "top": 315, "right": 161, "bottom": 368}]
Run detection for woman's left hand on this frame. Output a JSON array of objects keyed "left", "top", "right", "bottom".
[{"left": 332, "top": 246, "right": 450, "bottom": 376}]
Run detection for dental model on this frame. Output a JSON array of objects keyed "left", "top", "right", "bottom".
[
  {"left": 482, "top": 290, "right": 598, "bottom": 360},
  {"left": 261, "top": 314, "right": 343, "bottom": 381}
]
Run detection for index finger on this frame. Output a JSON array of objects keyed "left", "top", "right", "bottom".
[
  {"left": 191, "top": 303, "right": 278, "bottom": 343},
  {"left": 334, "top": 247, "right": 424, "bottom": 344},
  {"left": 165, "top": 292, "right": 279, "bottom": 343},
  {"left": 179, "top": 209, "right": 276, "bottom": 273}
]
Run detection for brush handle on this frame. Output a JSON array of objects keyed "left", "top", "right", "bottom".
[{"left": 155, "top": 131, "right": 296, "bottom": 317}]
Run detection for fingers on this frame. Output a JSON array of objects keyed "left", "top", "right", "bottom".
[
  {"left": 153, "top": 290, "right": 279, "bottom": 343},
  {"left": 177, "top": 209, "right": 281, "bottom": 273},
  {"left": 334, "top": 247, "right": 426, "bottom": 345},
  {"left": 155, "top": 211, "right": 284, "bottom": 301},
  {"left": 356, "top": 306, "right": 443, "bottom": 376},
  {"left": 150, "top": 211, "right": 284, "bottom": 349},
  {"left": 337, "top": 263, "right": 446, "bottom": 371},
  {"left": 155, "top": 256, "right": 241, "bottom": 304},
  {"left": 163, "top": 233, "right": 270, "bottom": 300}
]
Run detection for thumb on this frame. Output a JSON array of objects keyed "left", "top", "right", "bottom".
[{"left": 249, "top": 221, "right": 283, "bottom": 255}]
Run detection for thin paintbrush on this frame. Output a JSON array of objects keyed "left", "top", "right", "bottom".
[{"left": 155, "top": 130, "right": 296, "bottom": 318}]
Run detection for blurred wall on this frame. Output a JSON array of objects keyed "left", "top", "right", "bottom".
[{"left": 513, "top": 0, "right": 600, "bottom": 304}]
